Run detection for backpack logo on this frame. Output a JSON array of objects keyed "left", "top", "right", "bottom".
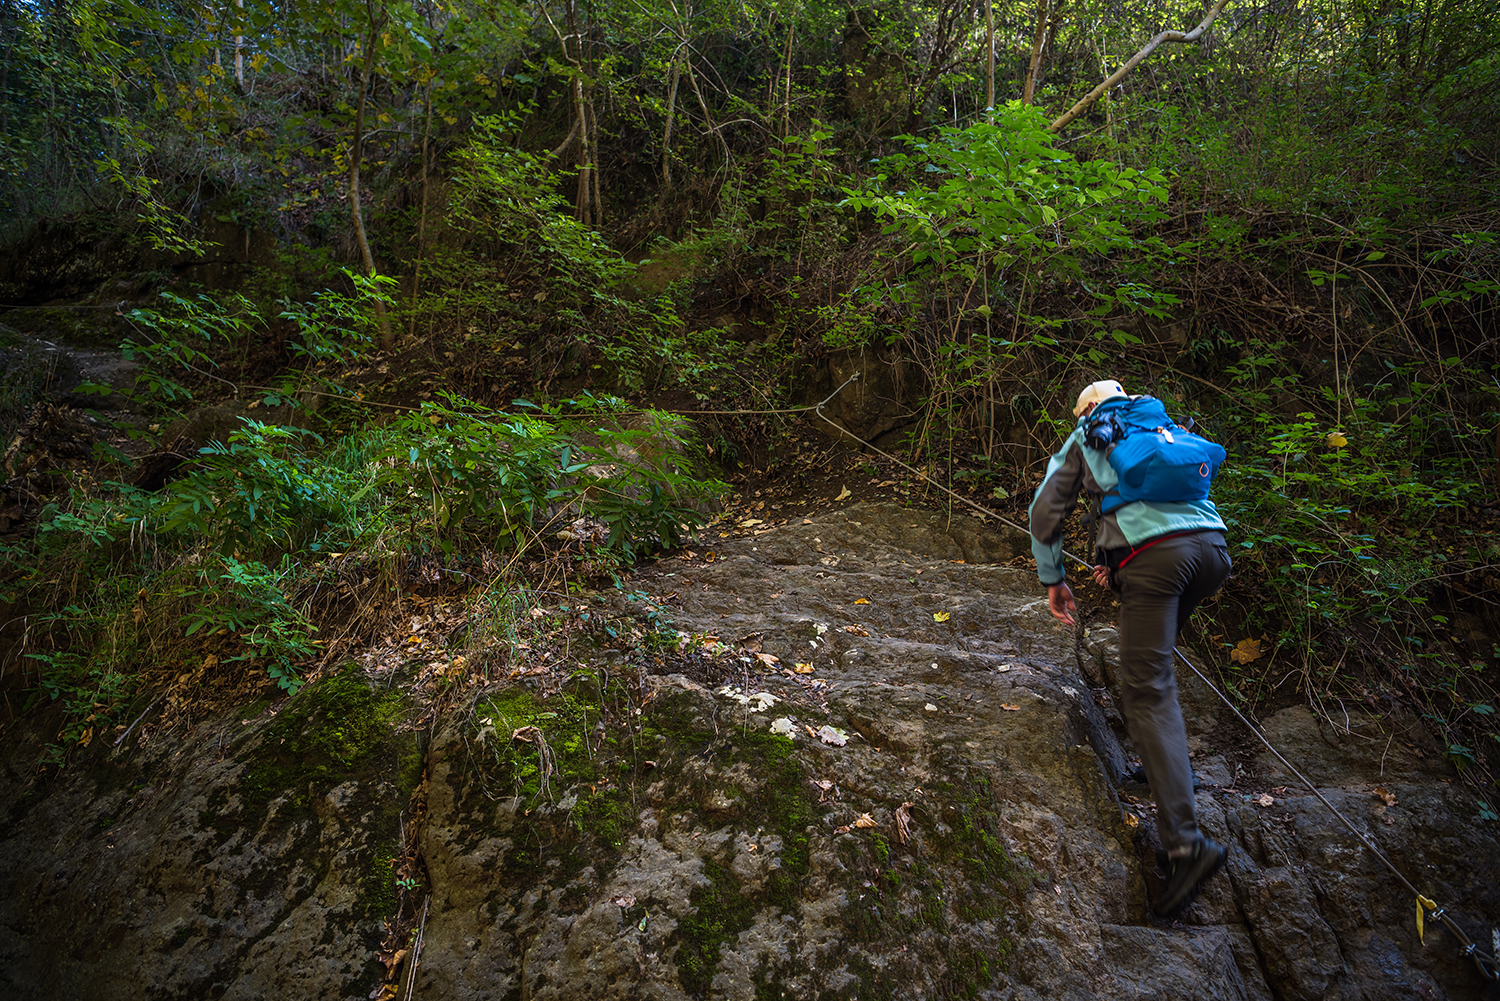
[{"left": 1085, "top": 397, "right": 1225, "bottom": 513}]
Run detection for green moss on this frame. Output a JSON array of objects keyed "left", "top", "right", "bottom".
[
  {"left": 240, "top": 666, "right": 408, "bottom": 809},
  {"left": 676, "top": 860, "right": 756, "bottom": 998},
  {"left": 365, "top": 845, "right": 398, "bottom": 918}
]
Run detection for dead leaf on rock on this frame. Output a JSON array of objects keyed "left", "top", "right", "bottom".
[
  {"left": 895, "top": 801, "right": 913, "bottom": 844},
  {"left": 1373, "top": 785, "right": 1398, "bottom": 807},
  {"left": 817, "top": 725, "right": 849, "bottom": 746},
  {"left": 1122, "top": 811, "right": 1140, "bottom": 828},
  {"left": 612, "top": 895, "right": 637, "bottom": 909},
  {"left": 1257, "top": 793, "right": 1275, "bottom": 807},
  {"left": 853, "top": 813, "right": 877, "bottom": 828},
  {"left": 842, "top": 624, "right": 869, "bottom": 637},
  {"left": 932, "top": 611, "right": 951, "bottom": 623},
  {"left": 999, "top": 704, "right": 1021, "bottom": 711},
  {"left": 753, "top": 652, "right": 780, "bottom": 667},
  {"left": 1229, "top": 638, "right": 1264, "bottom": 665},
  {"left": 794, "top": 663, "right": 816, "bottom": 674},
  {"left": 854, "top": 598, "right": 870, "bottom": 605},
  {"left": 739, "top": 518, "right": 764, "bottom": 528}
]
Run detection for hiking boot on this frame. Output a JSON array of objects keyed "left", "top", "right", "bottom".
[
  {"left": 1154, "top": 836, "right": 1227, "bottom": 918},
  {"left": 1121, "top": 765, "right": 1204, "bottom": 790}
]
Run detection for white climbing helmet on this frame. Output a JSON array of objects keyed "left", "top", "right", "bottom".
[{"left": 1073, "top": 379, "right": 1127, "bottom": 417}]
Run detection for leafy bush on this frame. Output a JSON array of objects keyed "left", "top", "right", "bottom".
[{"left": 391, "top": 393, "right": 724, "bottom": 558}]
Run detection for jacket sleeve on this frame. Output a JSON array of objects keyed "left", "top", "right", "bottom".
[{"left": 1028, "top": 433, "right": 1086, "bottom": 585}]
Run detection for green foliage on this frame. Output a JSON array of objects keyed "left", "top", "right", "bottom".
[
  {"left": 156, "top": 421, "right": 359, "bottom": 552},
  {"left": 11, "top": 382, "right": 724, "bottom": 736},
  {"left": 843, "top": 104, "right": 1169, "bottom": 280},
  {"left": 392, "top": 393, "right": 724, "bottom": 558},
  {"left": 276, "top": 269, "right": 395, "bottom": 365},
  {"left": 105, "top": 291, "right": 262, "bottom": 404},
  {"left": 180, "top": 556, "right": 318, "bottom": 694}
]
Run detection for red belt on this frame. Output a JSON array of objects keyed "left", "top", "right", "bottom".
[{"left": 1116, "top": 531, "right": 1197, "bottom": 571}]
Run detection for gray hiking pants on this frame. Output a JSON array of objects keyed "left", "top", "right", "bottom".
[{"left": 1114, "top": 530, "right": 1232, "bottom": 855}]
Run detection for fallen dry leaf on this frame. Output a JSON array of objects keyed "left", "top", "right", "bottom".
[
  {"left": 895, "top": 801, "right": 913, "bottom": 844},
  {"left": 753, "top": 652, "right": 780, "bottom": 667},
  {"left": 1373, "top": 785, "right": 1398, "bottom": 807},
  {"left": 854, "top": 598, "right": 870, "bottom": 605},
  {"left": 1229, "top": 638, "right": 1264, "bottom": 665},
  {"left": 1122, "top": 811, "right": 1140, "bottom": 828},
  {"left": 1257, "top": 793, "right": 1275, "bottom": 807},
  {"left": 853, "top": 813, "right": 878, "bottom": 829},
  {"left": 739, "top": 518, "right": 764, "bottom": 528},
  {"left": 999, "top": 704, "right": 1021, "bottom": 711},
  {"left": 835, "top": 485, "right": 852, "bottom": 501},
  {"left": 794, "top": 663, "right": 816, "bottom": 674},
  {"left": 612, "top": 895, "right": 636, "bottom": 908},
  {"left": 834, "top": 825, "right": 852, "bottom": 834},
  {"left": 842, "top": 624, "right": 869, "bottom": 636},
  {"left": 817, "top": 725, "right": 849, "bottom": 746},
  {"left": 932, "top": 611, "right": 951, "bottom": 623}
]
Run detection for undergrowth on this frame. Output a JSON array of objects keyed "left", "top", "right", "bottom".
[{"left": 1, "top": 284, "right": 725, "bottom": 764}]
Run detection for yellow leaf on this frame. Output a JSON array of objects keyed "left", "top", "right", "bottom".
[
  {"left": 1122, "top": 811, "right": 1140, "bottom": 828},
  {"left": 835, "top": 485, "right": 852, "bottom": 501},
  {"left": 1229, "top": 638, "right": 1263, "bottom": 665},
  {"left": 794, "top": 663, "right": 815, "bottom": 674},
  {"left": 1326, "top": 431, "right": 1348, "bottom": 448},
  {"left": 854, "top": 598, "right": 870, "bottom": 605},
  {"left": 1416, "top": 894, "right": 1437, "bottom": 943},
  {"left": 933, "top": 611, "right": 951, "bottom": 623}
]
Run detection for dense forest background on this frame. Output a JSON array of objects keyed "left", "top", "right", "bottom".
[{"left": 0, "top": 0, "right": 1496, "bottom": 813}]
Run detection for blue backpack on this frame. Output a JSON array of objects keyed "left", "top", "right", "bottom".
[{"left": 1085, "top": 396, "right": 1226, "bottom": 513}]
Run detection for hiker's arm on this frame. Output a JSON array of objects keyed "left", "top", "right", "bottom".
[{"left": 1029, "top": 435, "right": 1085, "bottom": 586}]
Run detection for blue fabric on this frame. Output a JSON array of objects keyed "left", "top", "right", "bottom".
[
  {"left": 1029, "top": 401, "right": 1227, "bottom": 585},
  {"left": 1093, "top": 397, "right": 1226, "bottom": 513}
]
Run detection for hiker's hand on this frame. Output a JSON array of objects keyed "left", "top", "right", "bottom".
[
  {"left": 1047, "top": 583, "right": 1076, "bottom": 625},
  {"left": 1092, "top": 564, "right": 1111, "bottom": 588}
]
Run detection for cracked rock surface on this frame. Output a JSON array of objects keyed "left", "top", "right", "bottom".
[{"left": 1, "top": 502, "right": 1495, "bottom": 1000}]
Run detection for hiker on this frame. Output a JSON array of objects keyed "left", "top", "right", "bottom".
[{"left": 1028, "top": 378, "right": 1232, "bottom": 917}]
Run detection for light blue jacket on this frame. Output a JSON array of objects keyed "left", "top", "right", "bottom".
[{"left": 1028, "top": 405, "right": 1227, "bottom": 586}]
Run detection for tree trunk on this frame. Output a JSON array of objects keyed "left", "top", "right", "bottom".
[
  {"left": 1022, "top": 0, "right": 1049, "bottom": 105},
  {"left": 661, "top": 46, "right": 682, "bottom": 185},
  {"left": 234, "top": 0, "right": 244, "bottom": 89},
  {"left": 407, "top": 79, "right": 434, "bottom": 343},
  {"left": 985, "top": 0, "right": 995, "bottom": 110},
  {"left": 348, "top": 8, "right": 392, "bottom": 347}
]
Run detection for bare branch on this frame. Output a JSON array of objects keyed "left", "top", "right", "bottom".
[{"left": 1048, "top": 0, "right": 1232, "bottom": 133}]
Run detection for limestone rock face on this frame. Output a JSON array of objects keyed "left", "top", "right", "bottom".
[{"left": 1, "top": 502, "right": 1496, "bottom": 1001}]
